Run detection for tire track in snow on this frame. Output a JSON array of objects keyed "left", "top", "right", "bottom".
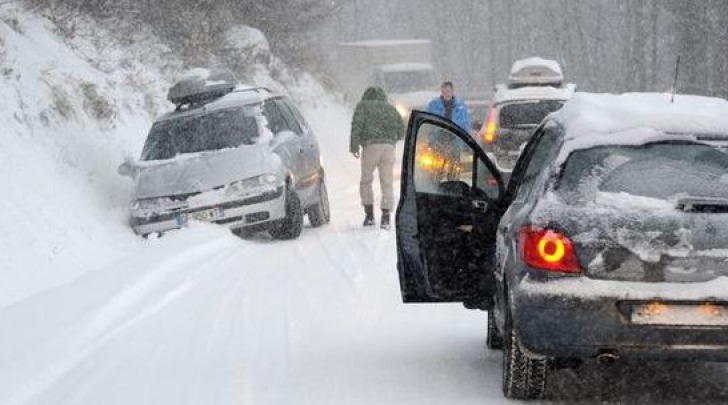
[{"left": 1, "top": 233, "right": 240, "bottom": 405}]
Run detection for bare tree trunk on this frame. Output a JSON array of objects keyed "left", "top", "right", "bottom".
[{"left": 649, "top": 0, "right": 659, "bottom": 90}]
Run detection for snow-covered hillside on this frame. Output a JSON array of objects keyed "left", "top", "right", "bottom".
[
  {"left": 0, "top": 8, "right": 330, "bottom": 307},
  {"left": 0, "top": 9, "right": 177, "bottom": 306}
]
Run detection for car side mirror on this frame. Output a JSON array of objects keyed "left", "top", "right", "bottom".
[{"left": 118, "top": 157, "right": 138, "bottom": 178}]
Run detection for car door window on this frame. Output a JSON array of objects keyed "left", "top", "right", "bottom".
[
  {"left": 512, "top": 126, "right": 562, "bottom": 202},
  {"left": 413, "top": 122, "right": 500, "bottom": 200},
  {"left": 414, "top": 123, "right": 473, "bottom": 194},
  {"left": 275, "top": 99, "right": 303, "bottom": 135},
  {"left": 263, "top": 100, "right": 289, "bottom": 135}
]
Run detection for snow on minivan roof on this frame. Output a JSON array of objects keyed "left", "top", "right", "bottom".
[{"left": 553, "top": 92, "right": 728, "bottom": 138}]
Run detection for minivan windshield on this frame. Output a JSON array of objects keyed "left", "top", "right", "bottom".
[
  {"left": 141, "top": 105, "right": 259, "bottom": 161},
  {"left": 558, "top": 141, "right": 728, "bottom": 202},
  {"left": 498, "top": 100, "right": 564, "bottom": 128},
  {"left": 380, "top": 70, "right": 436, "bottom": 93}
]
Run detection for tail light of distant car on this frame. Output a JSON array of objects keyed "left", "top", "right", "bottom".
[
  {"left": 519, "top": 226, "right": 581, "bottom": 273},
  {"left": 416, "top": 148, "right": 460, "bottom": 175},
  {"left": 482, "top": 106, "right": 498, "bottom": 144}
]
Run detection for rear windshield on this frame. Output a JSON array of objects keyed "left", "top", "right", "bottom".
[
  {"left": 498, "top": 100, "right": 564, "bottom": 128},
  {"left": 141, "top": 106, "right": 259, "bottom": 161},
  {"left": 558, "top": 142, "right": 728, "bottom": 202}
]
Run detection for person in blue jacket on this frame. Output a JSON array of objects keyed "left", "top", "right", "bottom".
[
  {"left": 426, "top": 81, "right": 471, "bottom": 168},
  {"left": 426, "top": 81, "right": 471, "bottom": 132}
]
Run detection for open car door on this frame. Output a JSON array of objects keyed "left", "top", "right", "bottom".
[{"left": 395, "top": 111, "right": 505, "bottom": 309}]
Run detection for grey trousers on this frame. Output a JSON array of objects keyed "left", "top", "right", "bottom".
[{"left": 360, "top": 143, "right": 395, "bottom": 211}]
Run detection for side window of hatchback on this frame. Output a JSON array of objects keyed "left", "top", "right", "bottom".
[{"left": 513, "top": 125, "right": 562, "bottom": 201}]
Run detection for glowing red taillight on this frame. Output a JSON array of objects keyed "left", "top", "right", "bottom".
[
  {"left": 482, "top": 106, "right": 498, "bottom": 144},
  {"left": 519, "top": 227, "right": 581, "bottom": 273}
]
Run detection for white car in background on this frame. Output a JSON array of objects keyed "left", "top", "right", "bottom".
[{"left": 479, "top": 57, "right": 576, "bottom": 176}]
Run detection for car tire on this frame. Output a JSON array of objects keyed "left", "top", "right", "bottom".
[
  {"left": 269, "top": 188, "right": 304, "bottom": 240},
  {"left": 232, "top": 226, "right": 256, "bottom": 239},
  {"left": 307, "top": 179, "right": 330, "bottom": 227},
  {"left": 502, "top": 328, "right": 550, "bottom": 400},
  {"left": 486, "top": 310, "right": 504, "bottom": 350}
]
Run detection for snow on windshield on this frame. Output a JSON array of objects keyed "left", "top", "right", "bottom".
[
  {"left": 141, "top": 106, "right": 260, "bottom": 161},
  {"left": 557, "top": 141, "right": 728, "bottom": 203}
]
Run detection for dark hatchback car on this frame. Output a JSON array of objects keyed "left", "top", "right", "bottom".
[{"left": 395, "top": 93, "right": 728, "bottom": 400}]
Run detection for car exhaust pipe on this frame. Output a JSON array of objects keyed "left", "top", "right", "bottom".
[{"left": 596, "top": 350, "right": 619, "bottom": 365}]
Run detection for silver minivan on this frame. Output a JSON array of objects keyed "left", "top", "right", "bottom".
[{"left": 119, "top": 69, "right": 330, "bottom": 239}]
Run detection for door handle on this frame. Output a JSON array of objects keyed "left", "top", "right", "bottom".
[{"left": 472, "top": 200, "right": 488, "bottom": 212}]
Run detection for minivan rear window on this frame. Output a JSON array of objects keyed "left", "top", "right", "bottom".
[
  {"left": 498, "top": 100, "right": 564, "bottom": 128},
  {"left": 141, "top": 106, "right": 259, "bottom": 161},
  {"left": 558, "top": 141, "right": 728, "bottom": 201}
]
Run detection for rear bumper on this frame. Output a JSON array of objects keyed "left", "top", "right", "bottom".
[
  {"left": 512, "top": 275, "right": 728, "bottom": 361},
  {"left": 130, "top": 187, "right": 285, "bottom": 235}
]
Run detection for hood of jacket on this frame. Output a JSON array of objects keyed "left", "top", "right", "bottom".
[{"left": 361, "top": 86, "right": 388, "bottom": 102}]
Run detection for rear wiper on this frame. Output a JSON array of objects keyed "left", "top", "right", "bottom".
[{"left": 675, "top": 196, "right": 728, "bottom": 213}]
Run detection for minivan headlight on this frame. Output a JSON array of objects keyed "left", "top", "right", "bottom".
[
  {"left": 132, "top": 197, "right": 172, "bottom": 210},
  {"left": 226, "top": 174, "right": 278, "bottom": 196}
]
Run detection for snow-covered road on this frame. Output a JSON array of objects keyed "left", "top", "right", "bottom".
[{"left": 3, "top": 100, "right": 728, "bottom": 405}]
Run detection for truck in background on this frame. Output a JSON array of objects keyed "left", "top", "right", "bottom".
[{"left": 334, "top": 39, "right": 440, "bottom": 118}]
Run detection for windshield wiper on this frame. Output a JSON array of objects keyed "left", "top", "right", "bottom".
[{"left": 676, "top": 196, "right": 728, "bottom": 213}]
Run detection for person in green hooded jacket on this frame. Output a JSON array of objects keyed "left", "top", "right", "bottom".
[{"left": 350, "top": 86, "right": 404, "bottom": 229}]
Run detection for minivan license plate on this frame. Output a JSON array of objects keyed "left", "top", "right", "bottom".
[{"left": 187, "top": 208, "right": 222, "bottom": 222}]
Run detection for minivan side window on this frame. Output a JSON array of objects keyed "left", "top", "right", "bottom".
[
  {"left": 283, "top": 100, "right": 312, "bottom": 133},
  {"left": 275, "top": 99, "right": 303, "bottom": 135},
  {"left": 263, "top": 100, "right": 289, "bottom": 135}
]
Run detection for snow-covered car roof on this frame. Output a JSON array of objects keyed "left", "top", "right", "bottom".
[
  {"left": 157, "top": 86, "right": 275, "bottom": 122},
  {"left": 550, "top": 92, "right": 728, "bottom": 165},
  {"left": 494, "top": 83, "right": 576, "bottom": 103},
  {"left": 553, "top": 92, "right": 728, "bottom": 138},
  {"left": 508, "top": 57, "right": 563, "bottom": 87}
]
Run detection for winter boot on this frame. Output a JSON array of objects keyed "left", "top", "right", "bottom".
[
  {"left": 380, "top": 209, "right": 391, "bottom": 230},
  {"left": 363, "top": 205, "right": 375, "bottom": 227}
]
